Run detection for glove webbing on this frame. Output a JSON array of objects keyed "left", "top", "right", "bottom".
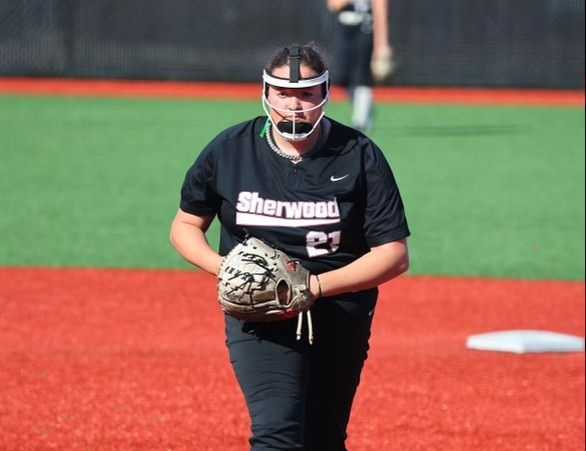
[{"left": 296, "top": 310, "right": 314, "bottom": 345}]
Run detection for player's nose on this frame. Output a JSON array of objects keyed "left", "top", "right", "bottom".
[{"left": 285, "top": 96, "right": 303, "bottom": 111}]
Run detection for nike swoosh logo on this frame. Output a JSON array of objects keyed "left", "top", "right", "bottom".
[{"left": 330, "top": 174, "right": 349, "bottom": 182}]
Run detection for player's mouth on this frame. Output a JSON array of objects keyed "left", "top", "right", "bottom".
[{"left": 277, "top": 120, "right": 313, "bottom": 135}]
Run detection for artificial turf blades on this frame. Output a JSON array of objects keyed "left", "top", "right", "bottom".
[{"left": 0, "top": 95, "right": 584, "bottom": 280}]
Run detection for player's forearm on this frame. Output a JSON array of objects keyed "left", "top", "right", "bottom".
[
  {"left": 372, "top": 0, "right": 390, "bottom": 51},
  {"left": 327, "top": 0, "right": 351, "bottom": 12},
  {"left": 315, "top": 240, "right": 408, "bottom": 298},
  {"left": 170, "top": 221, "right": 222, "bottom": 275}
]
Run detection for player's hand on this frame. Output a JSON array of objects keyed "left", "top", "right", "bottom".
[
  {"left": 327, "top": 0, "right": 352, "bottom": 12},
  {"left": 371, "top": 45, "right": 395, "bottom": 82},
  {"left": 309, "top": 274, "right": 323, "bottom": 299}
]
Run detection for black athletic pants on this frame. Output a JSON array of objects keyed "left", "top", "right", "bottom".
[
  {"left": 333, "top": 22, "right": 374, "bottom": 89},
  {"left": 225, "top": 293, "right": 377, "bottom": 451}
]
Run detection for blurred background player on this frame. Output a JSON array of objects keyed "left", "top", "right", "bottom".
[{"left": 327, "top": 0, "right": 394, "bottom": 133}]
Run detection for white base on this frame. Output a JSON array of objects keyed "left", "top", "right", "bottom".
[{"left": 466, "top": 330, "right": 585, "bottom": 354}]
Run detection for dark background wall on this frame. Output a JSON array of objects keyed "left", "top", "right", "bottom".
[{"left": 0, "top": 0, "right": 584, "bottom": 88}]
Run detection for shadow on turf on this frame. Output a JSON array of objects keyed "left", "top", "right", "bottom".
[{"left": 393, "top": 124, "right": 529, "bottom": 137}]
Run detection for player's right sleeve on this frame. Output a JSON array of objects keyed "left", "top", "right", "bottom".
[{"left": 179, "top": 145, "right": 222, "bottom": 217}]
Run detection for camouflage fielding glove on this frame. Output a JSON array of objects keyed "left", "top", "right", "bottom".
[{"left": 218, "top": 237, "right": 315, "bottom": 322}]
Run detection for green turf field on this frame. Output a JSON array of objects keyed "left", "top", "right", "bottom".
[{"left": 0, "top": 95, "right": 584, "bottom": 280}]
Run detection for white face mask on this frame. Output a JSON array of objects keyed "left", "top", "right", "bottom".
[{"left": 262, "top": 70, "right": 330, "bottom": 142}]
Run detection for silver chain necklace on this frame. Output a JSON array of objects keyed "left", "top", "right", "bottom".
[{"left": 265, "top": 124, "right": 303, "bottom": 162}]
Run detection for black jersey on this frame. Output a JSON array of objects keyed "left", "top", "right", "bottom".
[
  {"left": 337, "top": 0, "right": 373, "bottom": 26},
  {"left": 180, "top": 116, "right": 409, "bottom": 276}
]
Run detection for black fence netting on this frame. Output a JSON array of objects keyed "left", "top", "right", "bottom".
[{"left": 0, "top": 0, "right": 584, "bottom": 88}]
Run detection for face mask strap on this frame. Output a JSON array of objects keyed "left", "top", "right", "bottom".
[
  {"left": 263, "top": 70, "right": 329, "bottom": 89},
  {"left": 288, "top": 46, "right": 302, "bottom": 83}
]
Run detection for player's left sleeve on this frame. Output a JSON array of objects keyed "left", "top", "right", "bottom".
[{"left": 362, "top": 144, "right": 410, "bottom": 247}]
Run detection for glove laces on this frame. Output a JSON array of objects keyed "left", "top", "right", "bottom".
[
  {"left": 296, "top": 275, "right": 321, "bottom": 345},
  {"left": 296, "top": 310, "right": 314, "bottom": 345}
]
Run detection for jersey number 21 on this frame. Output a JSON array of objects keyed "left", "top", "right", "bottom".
[{"left": 306, "top": 231, "right": 341, "bottom": 258}]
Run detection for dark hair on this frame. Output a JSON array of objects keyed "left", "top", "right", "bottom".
[{"left": 264, "top": 43, "right": 328, "bottom": 77}]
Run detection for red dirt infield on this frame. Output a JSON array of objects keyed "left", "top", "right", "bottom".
[
  {"left": 0, "top": 77, "right": 584, "bottom": 107},
  {"left": 0, "top": 268, "right": 583, "bottom": 451}
]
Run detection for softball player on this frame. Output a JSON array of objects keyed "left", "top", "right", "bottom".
[
  {"left": 327, "top": 0, "right": 393, "bottom": 132},
  {"left": 170, "top": 44, "right": 409, "bottom": 451}
]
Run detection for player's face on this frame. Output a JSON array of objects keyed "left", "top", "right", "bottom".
[{"left": 266, "top": 65, "right": 325, "bottom": 129}]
